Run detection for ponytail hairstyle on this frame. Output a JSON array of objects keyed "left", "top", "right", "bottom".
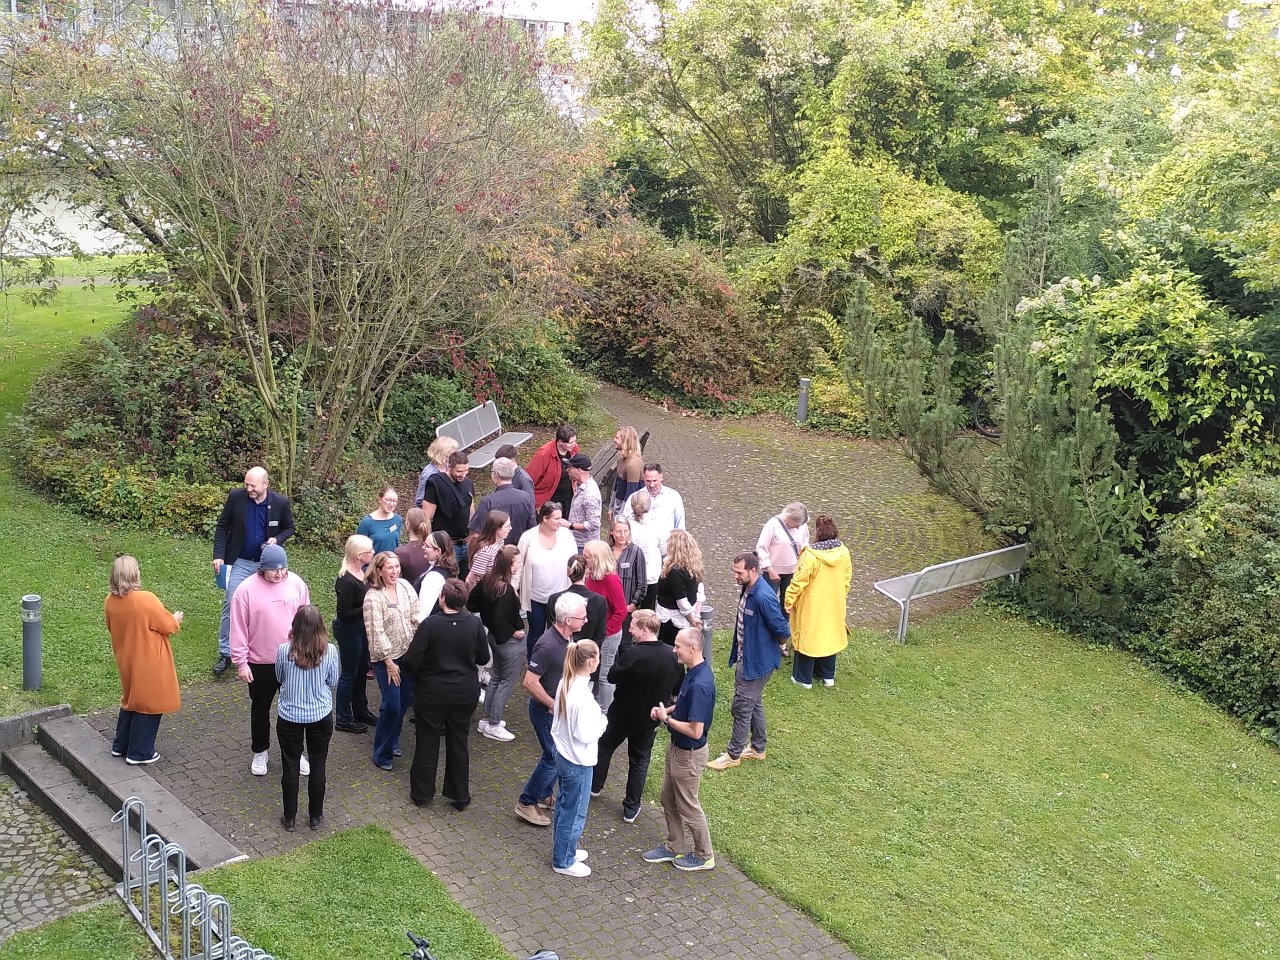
[
  {"left": 565, "top": 554, "right": 588, "bottom": 584},
  {"left": 404, "top": 507, "right": 430, "bottom": 543},
  {"left": 288, "top": 605, "right": 329, "bottom": 669},
  {"left": 428, "top": 530, "right": 459, "bottom": 577},
  {"left": 340, "top": 534, "right": 374, "bottom": 575},
  {"left": 556, "top": 639, "right": 600, "bottom": 716}
]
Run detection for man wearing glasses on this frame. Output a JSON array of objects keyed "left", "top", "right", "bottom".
[{"left": 515, "top": 593, "right": 588, "bottom": 827}]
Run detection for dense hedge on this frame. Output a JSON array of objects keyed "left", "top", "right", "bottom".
[
  {"left": 1139, "top": 475, "right": 1280, "bottom": 734},
  {"left": 11, "top": 308, "right": 262, "bottom": 536}
]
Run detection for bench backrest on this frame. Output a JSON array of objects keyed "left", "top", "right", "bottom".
[
  {"left": 437, "top": 400, "right": 502, "bottom": 452},
  {"left": 906, "top": 543, "right": 1028, "bottom": 602}
]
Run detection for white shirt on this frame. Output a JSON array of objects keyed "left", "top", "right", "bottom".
[
  {"left": 624, "top": 484, "right": 685, "bottom": 555},
  {"left": 552, "top": 674, "right": 608, "bottom": 765},
  {"left": 627, "top": 516, "right": 662, "bottom": 585}
]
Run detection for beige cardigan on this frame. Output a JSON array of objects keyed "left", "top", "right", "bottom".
[{"left": 363, "top": 580, "right": 420, "bottom": 662}]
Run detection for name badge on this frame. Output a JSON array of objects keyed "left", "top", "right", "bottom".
[
  {"left": 389, "top": 524, "right": 398, "bottom": 534},
  {"left": 269, "top": 520, "right": 279, "bottom": 527},
  {"left": 620, "top": 562, "right": 631, "bottom": 570},
  {"left": 745, "top": 609, "right": 755, "bottom": 617}
]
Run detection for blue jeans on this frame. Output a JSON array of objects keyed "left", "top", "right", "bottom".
[
  {"left": 453, "top": 543, "right": 469, "bottom": 582},
  {"left": 518, "top": 702, "right": 557, "bottom": 807},
  {"left": 527, "top": 601, "right": 548, "bottom": 657},
  {"left": 792, "top": 652, "right": 836, "bottom": 684},
  {"left": 217, "top": 558, "right": 259, "bottom": 656},
  {"left": 372, "top": 659, "right": 413, "bottom": 766},
  {"left": 112, "top": 710, "right": 162, "bottom": 762},
  {"left": 552, "top": 752, "right": 593, "bottom": 869}
]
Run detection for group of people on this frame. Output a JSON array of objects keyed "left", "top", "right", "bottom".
[{"left": 102, "top": 422, "right": 854, "bottom": 874}]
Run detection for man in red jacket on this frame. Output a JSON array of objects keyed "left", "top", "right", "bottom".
[{"left": 526, "top": 423, "right": 579, "bottom": 510}]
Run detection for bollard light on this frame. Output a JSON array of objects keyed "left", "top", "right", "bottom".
[
  {"left": 797, "top": 377, "right": 811, "bottom": 424},
  {"left": 699, "top": 606, "right": 714, "bottom": 659},
  {"left": 22, "top": 594, "right": 42, "bottom": 691}
]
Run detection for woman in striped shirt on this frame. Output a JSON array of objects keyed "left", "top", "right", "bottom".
[{"left": 274, "top": 605, "right": 340, "bottom": 833}]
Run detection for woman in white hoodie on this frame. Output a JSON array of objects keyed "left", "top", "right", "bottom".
[{"left": 550, "top": 639, "right": 607, "bottom": 878}]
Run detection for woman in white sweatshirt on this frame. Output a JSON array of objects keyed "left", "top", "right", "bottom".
[{"left": 550, "top": 639, "right": 608, "bottom": 878}]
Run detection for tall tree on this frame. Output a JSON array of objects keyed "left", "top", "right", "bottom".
[{"left": 1, "top": 0, "right": 585, "bottom": 489}]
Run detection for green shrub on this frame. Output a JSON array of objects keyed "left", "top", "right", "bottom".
[
  {"left": 560, "top": 219, "right": 771, "bottom": 404},
  {"left": 1140, "top": 473, "right": 1280, "bottom": 733},
  {"left": 378, "top": 372, "right": 476, "bottom": 454},
  {"left": 484, "top": 332, "right": 594, "bottom": 426}
]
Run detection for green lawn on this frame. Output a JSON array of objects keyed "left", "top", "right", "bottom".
[
  {"left": 691, "top": 611, "right": 1280, "bottom": 960},
  {"left": 0, "top": 826, "right": 512, "bottom": 960}
]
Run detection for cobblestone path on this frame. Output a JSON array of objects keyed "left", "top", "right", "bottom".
[{"left": 0, "top": 775, "right": 112, "bottom": 943}]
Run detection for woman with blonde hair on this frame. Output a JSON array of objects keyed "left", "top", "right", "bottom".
[
  {"left": 363, "top": 551, "right": 421, "bottom": 771},
  {"left": 583, "top": 540, "right": 627, "bottom": 710},
  {"left": 395, "top": 507, "right": 434, "bottom": 585},
  {"left": 608, "top": 426, "right": 644, "bottom": 521},
  {"left": 105, "top": 555, "right": 182, "bottom": 765},
  {"left": 334, "top": 534, "right": 376, "bottom": 733},
  {"left": 655, "top": 529, "right": 704, "bottom": 646},
  {"left": 550, "top": 639, "right": 607, "bottom": 878},
  {"left": 414, "top": 435, "right": 460, "bottom": 508}
]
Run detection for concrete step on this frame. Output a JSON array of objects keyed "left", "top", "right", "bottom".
[
  {"left": 36, "top": 714, "right": 244, "bottom": 870},
  {"left": 2, "top": 743, "right": 132, "bottom": 881}
]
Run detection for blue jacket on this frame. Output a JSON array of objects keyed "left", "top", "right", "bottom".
[{"left": 728, "top": 576, "right": 791, "bottom": 681}]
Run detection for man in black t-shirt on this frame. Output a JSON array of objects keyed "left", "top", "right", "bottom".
[
  {"left": 422, "top": 451, "right": 475, "bottom": 578},
  {"left": 514, "top": 593, "right": 588, "bottom": 827}
]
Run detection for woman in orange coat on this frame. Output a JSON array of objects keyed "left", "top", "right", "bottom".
[{"left": 105, "top": 555, "right": 183, "bottom": 765}]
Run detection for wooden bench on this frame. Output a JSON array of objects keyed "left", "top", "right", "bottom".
[
  {"left": 874, "top": 543, "right": 1029, "bottom": 642},
  {"left": 435, "top": 401, "right": 532, "bottom": 470}
]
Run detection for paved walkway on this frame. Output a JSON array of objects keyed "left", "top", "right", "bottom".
[
  {"left": 0, "top": 775, "right": 112, "bottom": 943},
  {"left": 73, "top": 386, "right": 982, "bottom": 960}
]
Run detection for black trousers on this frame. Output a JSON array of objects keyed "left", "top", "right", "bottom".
[
  {"left": 248, "top": 662, "right": 280, "bottom": 753},
  {"left": 277, "top": 714, "right": 333, "bottom": 820},
  {"left": 410, "top": 700, "right": 477, "bottom": 805},
  {"left": 592, "top": 715, "right": 659, "bottom": 813},
  {"left": 333, "top": 618, "right": 371, "bottom": 723}
]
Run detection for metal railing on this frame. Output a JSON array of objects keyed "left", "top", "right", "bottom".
[{"left": 112, "top": 796, "right": 274, "bottom": 960}]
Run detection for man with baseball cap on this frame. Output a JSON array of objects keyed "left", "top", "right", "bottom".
[
  {"left": 230, "top": 545, "right": 311, "bottom": 777},
  {"left": 564, "top": 453, "right": 600, "bottom": 551}
]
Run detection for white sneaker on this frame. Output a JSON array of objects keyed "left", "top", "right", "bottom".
[
  {"left": 552, "top": 861, "right": 591, "bottom": 878},
  {"left": 299, "top": 754, "right": 310, "bottom": 776},
  {"left": 575, "top": 849, "right": 589, "bottom": 862},
  {"left": 477, "top": 719, "right": 492, "bottom": 735},
  {"left": 483, "top": 721, "right": 515, "bottom": 742},
  {"left": 251, "top": 751, "right": 268, "bottom": 776},
  {"left": 822, "top": 678, "right": 835, "bottom": 688}
]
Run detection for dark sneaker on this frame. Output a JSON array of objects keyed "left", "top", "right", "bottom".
[
  {"left": 335, "top": 720, "right": 367, "bottom": 734},
  {"left": 622, "top": 805, "right": 640, "bottom": 824},
  {"left": 356, "top": 711, "right": 379, "bottom": 726},
  {"left": 126, "top": 752, "right": 161, "bottom": 765},
  {"left": 280, "top": 815, "right": 296, "bottom": 832},
  {"left": 212, "top": 655, "right": 232, "bottom": 676},
  {"left": 672, "top": 853, "right": 715, "bottom": 871},
  {"left": 642, "top": 845, "right": 678, "bottom": 863},
  {"left": 309, "top": 816, "right": 325, "bottom": 831}
]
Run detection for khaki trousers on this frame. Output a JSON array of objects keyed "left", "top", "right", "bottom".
[{"left": 660, "top": 741, "right": 713, "bottom": 859}]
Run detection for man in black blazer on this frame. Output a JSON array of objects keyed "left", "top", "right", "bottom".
[{"left": 212, "top": 467, "right": 296, "bottom": 674}]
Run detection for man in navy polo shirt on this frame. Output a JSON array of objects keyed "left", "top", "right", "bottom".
[{"left": 643, "top": 627, "right": 716, "bottom": 871}]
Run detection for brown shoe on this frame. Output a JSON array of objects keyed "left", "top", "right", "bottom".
[
  {"left": 515, "top": 802, "right": 550, "bottom": 827},
  {"left": 740, "top": 746, "right": 766, "bottom": 761},
  {"left": 706, "top": 753, "right": 741, "bottom": 771},
  {"left": 536, "top": 794, "right": 556, "bottom": 811}
]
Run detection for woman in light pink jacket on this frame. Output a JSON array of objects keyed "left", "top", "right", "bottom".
[{"left": 754, "top": 502, "right": 810, "bottom": 604}]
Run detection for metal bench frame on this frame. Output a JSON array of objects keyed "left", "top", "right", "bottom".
[
  {"left": 874, "top": 543, "right": 1028, "bottom": 642},
  {"left": 435, "top": 400, "right": 532, "bottom": 470}
]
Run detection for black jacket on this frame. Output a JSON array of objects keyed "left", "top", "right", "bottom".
[
  {"left": 212, "top": 488, "right": 296, "bottom": 564},
  {"left": 607, "top": 640, "right": 679, "bottom": 726},
  {"left": 404, "top": 610, "right": 491, "bottom": 706}
]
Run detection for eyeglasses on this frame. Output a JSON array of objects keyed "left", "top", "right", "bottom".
[{"left": 566, "top": 615, "right": 587, "bottom": 624}]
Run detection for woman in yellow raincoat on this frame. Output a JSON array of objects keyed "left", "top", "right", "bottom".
[{"left": 784, "top": 515, "right": 851, "bottom": 688}]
